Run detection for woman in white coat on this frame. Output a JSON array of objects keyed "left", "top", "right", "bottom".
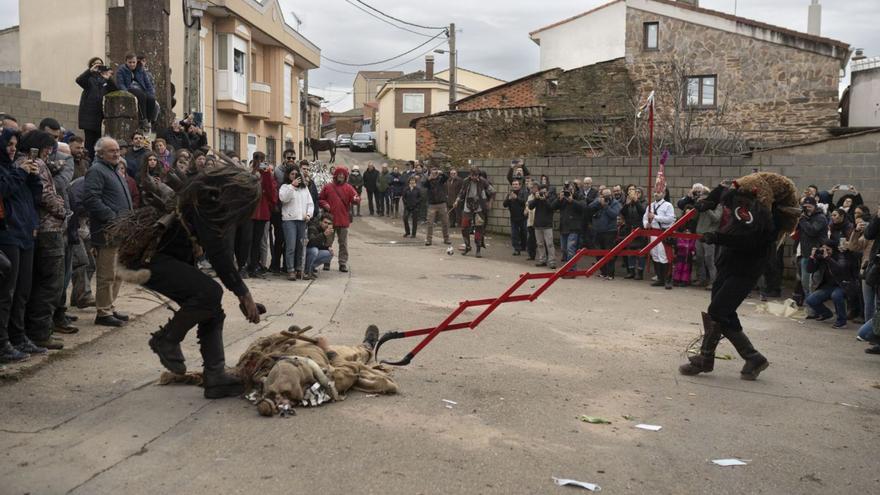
[{"left": 278, "top": 167, "right": 314, "bottom": 280}]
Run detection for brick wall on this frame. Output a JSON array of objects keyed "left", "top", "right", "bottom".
[
  {"left": 414, "top": 107, "right": 546, "bottom": 165},
  {"left": 455, "top": 69, "right": 562, "bottom": 111},
  {"left": 0, "top": 86, "right": 80, "bottom": 133}
]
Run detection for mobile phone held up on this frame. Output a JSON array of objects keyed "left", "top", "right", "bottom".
[{"left": 28, "top": 148, "right": 39, "bottom": 160}]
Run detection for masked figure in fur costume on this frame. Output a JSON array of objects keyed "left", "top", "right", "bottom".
[
  {"left": 679, "top": 172, "right": 799, "bottom": 380},
  {"left": 112, "top": 165, "right": 265, "bottom": 398}
]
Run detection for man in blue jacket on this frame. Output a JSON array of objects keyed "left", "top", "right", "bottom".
[
  {"left": 589, "top": 188, "right": 622, "bottom": 279},
  {"left": 116, "top": 53, "right": 157, "bottom": 128}
]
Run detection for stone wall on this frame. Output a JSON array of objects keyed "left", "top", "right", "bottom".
[
  {"left": 625, "top": 6, "right": 843, "bottom": 149},
  {"left": 455, "top": 69, "right": 562, "bottom": 111},
  {"left": 414, "top": 107, "right": 545, "bottom": 165},
  {"left": 540, "top": 58, "right": 635, "bottom": 156},
  {"left": 0, "top": 86, "right": 80, "bottom": 133}
]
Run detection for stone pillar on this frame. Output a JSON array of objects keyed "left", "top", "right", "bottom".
[
  {"left": 107, "top": 0, "right": 172, "bottom": 135},
  {"left": 103, "top": 92, "right": 140, "bottom": 143}
]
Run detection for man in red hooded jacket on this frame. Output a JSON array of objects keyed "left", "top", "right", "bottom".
[{"left": 319, "top": 165, "right": 360, "bottom": 272}]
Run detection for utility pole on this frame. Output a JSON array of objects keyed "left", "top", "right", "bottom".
[
  {"left": 303, "top": 69, "right": 310, "bottom": 152},
  {"left": 448, "top": 23, "right": 457, "bottom": 111},
  {"left": 184, "top": 1, "right": 207, "bottom": 124}
]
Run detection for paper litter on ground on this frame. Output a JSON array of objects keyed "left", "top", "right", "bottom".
[
  {"left": 712, "top": 458, "right": 749, "bottom": 467},
  {"left": 634, "top": 424, "right": 662, "bottom": 431},
  {"left": 552, "top": 477, "right": 601, "bottom": 491},
  {"left": 442, "top": 399, "right": 458, "bottom": 405}
]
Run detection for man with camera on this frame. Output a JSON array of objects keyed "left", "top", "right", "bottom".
[
  {"left": 589, "top": 187, "right": 622, "bottom": 278},
  {"left": 555, "top": 182, "right": 585, "bottom": 267},
  {"left": 797, "top": 196, "right": 829, "bottom": 315},
  {"left": 424, "top": 167, "right": 450, "bottom": 246},
  {"left": 503, "top": 179, "right": 528, "bottom": 256},
  {"left": 528, "top": 182, "right": 557, "bottom": 269},
  {"left": 805, "top": 239, "right": 852, "bottom": 328}
]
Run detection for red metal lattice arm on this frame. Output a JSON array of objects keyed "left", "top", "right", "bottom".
[{"left": 375, "top": 209, "right": 698, "bottom": 366}]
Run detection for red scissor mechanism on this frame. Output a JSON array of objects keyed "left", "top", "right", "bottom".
[{"left": 375, "top": 209, "right": 700, "bottom": 366}]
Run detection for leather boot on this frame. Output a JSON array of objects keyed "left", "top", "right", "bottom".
[
  {"left": 651, "top": 261, "right": 666, "bottom": 287},
  {"left": 198, "top": 313, "right": 244, "bottom": 399},
  {"left": 635, "top": 269, "right": 644, "bottom": 280},
  {"left": 624, "top": 268, "right": 635, "bottom": 279},
  {"left": 726, "top": 330, "right": 769, "bottom": 381},
  {"left": 148, "top": 319, "right": 187, "bottom": 375},
  {"left": 462, "top": 236, "right": 472, "bottom": 256},
  {"left": 679, "top": 312, "right": 723, "bottom": 375}
]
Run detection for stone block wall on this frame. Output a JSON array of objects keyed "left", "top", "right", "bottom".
[
  {"left": 414, "top": 107, "right": 546, "bottom": 165},
  {"left": 0, "top": 86, "right": 80, "bottom": 133},
  {"left": 625, "top": 7, "right": 843, "bottom": 148},
  {"left": 540, "top": 58, "right": 635, "bottom": 156}
]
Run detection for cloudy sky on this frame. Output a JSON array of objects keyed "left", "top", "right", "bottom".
[{"left": 1, "top": 0, "right": 877, "bottom": 111}]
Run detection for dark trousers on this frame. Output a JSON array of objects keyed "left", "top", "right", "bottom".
[
  {"left": 71, "top": 237, "right": 95, "bottom": 305},
  {"left": 128, "top": 87, "right": 158, "bottom": 122},
  {"left": 527, "top": 226, "right": 537, "bottom": 259},
  {"left": 761, "top": 247, "right": 784, "bottom": 296},
  {"left": 596, "top": 230, "right": 617, "bottom": 277},
  {"left": 248, "top": 220, "right": 268, "bottom": 271},
  {"left": 26, "top": 232, "right": 65, "bottom": 341},
  {"left": 145, "top": 254, "right": 228, "bottom": 370},
  {"left": 510, "top": 218, "right": 527, "bottom": 252},
  {"left": 375, "top": 191, "right": 386, "bottom": 215},
  {"left": 84, "top": 129, "right": 101, "bottom": 161},
  {"left": 419, "top": 192, "right": 428, "bottom": 222},
  {"left": 0, "top": 245, "right": 33, "bottom": 347},
  {"left": 391, "top": 195, "right": 401, "bottom": 217},
  {"left": 581, "top": 226, "right": 596, "bottom": 249},
  {"left": 366, "top": 189, "right": 377, "bottom": 214},
  {"left": 269, "top": 211, "right": 285, "bottom": 272},
  {"left": 234, "top": 220, "right": 252, "bottom": 271},
  {"left": 403, "top": 207, "right": 418, "bottom": 236},
  {"left": 54, "top": 239, "right": 74, "bottom": 323},
  {"left": 382, "top": 192, "right": 391, "bottom": 216},
  {"left": 708, "top": 264, "right": 762, "bottom": 332}
]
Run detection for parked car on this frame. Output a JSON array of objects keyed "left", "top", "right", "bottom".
[
  {"left": 336, "top": 134, "right": 352, "bottom": 147},
  {"left": 350, "top": 132, "right": 375, "bottom": 152}
]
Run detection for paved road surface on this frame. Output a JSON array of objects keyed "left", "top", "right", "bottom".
[{"left": 2, "top": 215, "right": 879, "bottom": 494}]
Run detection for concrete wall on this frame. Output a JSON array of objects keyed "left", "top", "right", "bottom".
[
  {"left": 849, "top": 68, "right": 880, "bottom": 127},
  {"left": 469, "top": 132, "right": 880, "bottom": 238},
  {"left": 530, "top": 1, "right": 627, "bottom": 71},
  {"left": 0, "top": 27, "right": 20, "bottom": 72},
  {"left": 19, "top": 0, "right": 106, "bottom": 106},
  {"left": 0, "top": 86, "right": 80, "bottom": 132}
]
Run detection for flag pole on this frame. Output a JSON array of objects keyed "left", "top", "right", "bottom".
[{"left": 647, "top": 92, "right": 654, "bottom": 201}]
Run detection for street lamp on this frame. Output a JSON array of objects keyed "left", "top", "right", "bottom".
[{"left": 434, "top": 46, "right": 458, "bottom": 110}]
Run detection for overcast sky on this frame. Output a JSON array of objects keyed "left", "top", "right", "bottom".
[{"left": 1, "top": 0, "right": 877, "bottom": 111}]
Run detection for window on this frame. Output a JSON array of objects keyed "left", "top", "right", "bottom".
[
  {"left": 217, "top": 34, "right": 248, "bottom": 103},
  {"left": 402, "top": 93, "right": 425, "bottom": 113},
  {"left": 234, "top": 49, "right": 245, "bottom": 75},
  {"left": 266, "top": 136, "right": 277, "bottom": 166},
  {"left": 546, "top": 79, "right": 558, "bottom": 97},
  {"left": 218, "top": 35, "right": 228, "bottom": 70},
  {"left": 218, "top": 129, "right": 239, "bottom": 155},
  {"left": 685, "top": 75, "right": 716, "bottom": 108},
  {"left": 644, "top": 22, "right": 659, "bottom": 51}
]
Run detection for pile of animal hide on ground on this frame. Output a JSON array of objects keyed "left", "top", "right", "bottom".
[
  {"left": 236, "top": 325, "right": 397, "bottom": 416},
  {"left": 159, "top": 325, "right": 397, "bottom": 416}
]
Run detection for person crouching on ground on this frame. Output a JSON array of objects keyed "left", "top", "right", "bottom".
[
  {"left": 305, "top": 214, "right": 335, "bottom": 280},
  {"left": 806, "top": 239, "right": 853, "bottom": 329}
]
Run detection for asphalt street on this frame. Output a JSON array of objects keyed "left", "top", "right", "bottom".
[{"left": 1, "top": 149, "right": 878, "bottom": 494}]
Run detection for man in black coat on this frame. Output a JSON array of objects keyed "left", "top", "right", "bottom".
[
  {"left": 424, "top": 167, "right": 450, "bottom": 246},
  {"left": 363, "top": 163, "right": 380, "bottom": 215},
  {"left": 75, "top": 60, "right": 116, "bottom": 159},
  {"left": 503, "top": 178, "right": 528, "bottom": 255},
  {"left": 162, "top": 120, "right": 192, "bottom": 153},
  {"left": 83, "top": 137, "right": 132, "bottom": 327}
]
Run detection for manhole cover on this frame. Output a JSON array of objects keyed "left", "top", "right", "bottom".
[{"left": 444, "top": 274, "right": 485, "bottom": 281}]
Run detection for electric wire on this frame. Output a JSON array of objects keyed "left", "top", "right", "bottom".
[
  {"left": 353, "top": 0, "right": 447, "bottom": 30},
  {"left": 343, "top": 0, "right": 438, "bottom": 38},
  {"left": 320, "top": 30, "right": 446, "bottom": 66}
]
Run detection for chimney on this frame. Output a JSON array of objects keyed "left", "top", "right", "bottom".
[
  {"left": 852, "top": 48, "right": 866, "bottom": 61},
  {"left": 425, "top": 55, "right": 435, "bottom": 80},
  {"left": 808, "top": 0, "right": 821, "bottom": 36}
]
